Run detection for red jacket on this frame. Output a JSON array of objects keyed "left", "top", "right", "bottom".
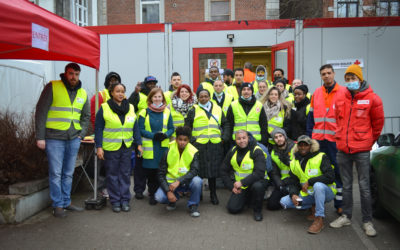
[{"left": 334, "top": 85, "right": 384, "bottom": 154}]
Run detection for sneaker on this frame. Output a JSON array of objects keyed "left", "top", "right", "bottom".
[
  {"left": 101, "top": 188, "right": 109, "bottom": 199},
  {"left": 64, "top": 204, "right": 84, "bottom": 212},
  {"left": 53, "top": 207, "right": 67, "bottom": 218},
  {"left": 149, "top": 196, "right": 157, "bottom": 205},
  {"left": 121, "top": 203, "right": 130, "bottom": 212},
  {"left": 253, "top": 211, "right": 263, "bottom": 221},
  {"left": 189, "top": 205, "right": 200, "bottom": 217},
  {"left": 166, "top": 202, "right": 176, "bottom": 211},
  {"left": 135, "top": 193, "right": 144, "bottom": 200},
  {"left": 363, "top": 222, "right": 377, "bottom": 237},
  {"left": 112, "top": 204, "right": 121, "bottom": 213},
  {"left": 330, "top": 214, "right": 351, "bottom": 228}
]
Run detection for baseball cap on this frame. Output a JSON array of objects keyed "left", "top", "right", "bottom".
[{"left": 144, "top": 76, "right": 158, "bottom": 84}]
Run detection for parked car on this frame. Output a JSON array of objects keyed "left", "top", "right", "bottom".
[{"left": 370, "top": 133, "right": 400, "bottom": 222}]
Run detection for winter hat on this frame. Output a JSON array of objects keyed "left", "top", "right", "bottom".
[
  {"left": 345, "top": 64, "right": 363, "bottom": 82},
  {"left": 297, "top": 135, "right": 312, "bottom": 145},
  {"left": 271, "top": 128, "right": 287, "bottom": 140},
  {"left": 240, "top": 82, "right": 254, "bottom": 95},
  {"left": 294, "top": 84, "right": 309, "bottom": 94}
]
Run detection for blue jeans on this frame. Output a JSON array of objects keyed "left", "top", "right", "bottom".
[
  {"left": 46, "top": 138, "right": 81, "bottom": 208},
  {"left": 155, "top": 176, "right": 203, "bottom": 207},
  {"left": 280, "top": 182, "right": 335, "bottom": 217}
]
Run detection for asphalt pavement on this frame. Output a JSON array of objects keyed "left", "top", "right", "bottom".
[{"left": 0, "top": 181, "right": 399, "bottom": 250}]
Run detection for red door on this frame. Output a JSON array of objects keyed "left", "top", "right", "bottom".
[
  {"left": 193, "top": 47, "right": 233, "bottom": 91},
  {"left": 271, "top": 41, "right": 294, "bottom": 85}
]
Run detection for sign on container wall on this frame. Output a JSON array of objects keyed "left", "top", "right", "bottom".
[{"left": 326, "top": 59, "right": 364, "bottom": 69}]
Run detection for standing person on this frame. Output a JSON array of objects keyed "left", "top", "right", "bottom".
[
  {"left": 226, "top": 68, "right": 244, "bottom": 100},
  {"left": 95, "top": 82, "right": 143, "bottom": 212},
  {"left": 306, "top": 64, "right": 345, "bottom": 214},
  {"left": 221, "top": 130, "right": 266, "bottom": 221},
  {"left": 168, "top": 84, "right": 197, "bottom": 138},
  {"left": 185, "top": 89, "right": 226, "bottom": 205},
  {"left": 212, "top": 79, "right": 234, "bottom": 116},
  {"left": 266, "top": 128, "right": 295, "bottom": 210},
  {"left": 274, "top": 78, "right": 293, "bottom": 103},
  {"left": 35, "top": 63, "right": 90, "bottom": 217},
  {"left": 243, "top": 61, "right": 256, "bottom": 83},
  {"left": 155, "top": 126, "right": 203, "bottom": 217},
  {"left": 273, "top": 68, "right": 291, "bottom": 93},
  {"left": 128, "top": 75, "right": 158, "bottom": 199},
  {"left": 224, "top": 83, "right": 269, "bottom": 147},
  {"left": 255, "top": 80, "right": 268, "bottom": 101},
  {"left": 292, "top": 79, "right": 311, "bottom": 99},
  {"left": 289, "top": 85, "right": 310, "bottom": 140},
  {"left": 164, "top": 72, "right": 182, "bottom": 105},
  {"left": 197, "top": 65, "right": 221, "bottom": 97},
  {"left": 260, "top": 86, "right": 291, "bottom": 146},
  {"left": 280, "top": 135, "right": 336, "bottom": 234},
  {"left": 329, "top": 64, "right": 384, "bottom": 237},
  {"left": 223, "top": 69, "right": 234, "bottom": 87},
  {"left": 253, "top": 65, "right": 272, "bottom": 93},
  {"left": 138, "top": 88, "right": 174, "bottom": 205}
]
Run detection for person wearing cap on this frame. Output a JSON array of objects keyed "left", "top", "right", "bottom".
[
  {"left": 128, "top": 75, "right": 158, "bottom": 116},
  {"left": 164, "top": 72, "right": 182, "bottom": 105},
  {"left": 260, "top": 86, "right": 291, "bottom": 147},
  {"left": 226, "top": 68, "right": 245, "bottom": 100},
  {"left": 274, "top": 78, "right": 293, "bottom": 103},
  {"left": 197, "top": 65, "right": 223, "bottom": 97},
  {"left": 223, "top": 69, "right": 234, "bottom": 86},
  {"left": 306, "top": 64, "right": 345, "bottom": 214},
  {"left": 243, "top": 62, "right": 256, "bottom": 83},
  {"left": 280, "top": 135, "right": 336, "bottom": 234},
  {"left": 253, "top": 65, "right": 273, "bottom": 94},
  {"left": 266, "top": 128, "right": 295, "bottom": 210},
  {"left": 224, "top": 82, "right": 269, "bottom": 147},
  {"left": 35, "top": 63, "right": 90, "bottom": 217},
  {"left": 329, "top": 64, "right": 384, "bottom": 237},
  {"left": 292, "top": 79, "right": 311, "bottom": 99},
  {"left": 221, "top": 130, "right": 267, "bottom": 221},
  {"left": 185, "top": 89, "right": 226, "bottom": 205},
  {"left": 289, "top": 84, "right": 311, "bottom": 140}
]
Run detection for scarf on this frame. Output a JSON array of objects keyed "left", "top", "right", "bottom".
[
  {"left": 171, "top": 94, "right": 196, "bottom": 116},
  {"left": 264, "top": 100, "right": 281, "bottom": 121},
  {"left": 148, "top": 102, "right": 166, "bottom": 113},
  {"left": 198, "top": 101, "right": 212, "bottom": 112},
  {"left": 107, "top": 99, "right": 130, "bottom": 116}
]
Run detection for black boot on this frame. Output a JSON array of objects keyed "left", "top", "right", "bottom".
[{"left": 209, "top": 178, "right": 219, "bottom": 205}]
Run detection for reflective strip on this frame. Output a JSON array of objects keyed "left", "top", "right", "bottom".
[
  {"left": 104, "top": 128, "right": 122, "bottom": 132},
  {"left": 163, "top": 125, "right": 168, "bottom": 130},
  {"left": 142, "top": 138, "right": 152, "bottom": 141},
  {"left": 235, "top": 171, "right": 250, "bottom": 178},
  {"left": 49, "top": 107, "right": 71, "bottom": 112},
  {"left": 280, "top": 170, "right": 290, "bottom": 175},
  {"left": 166, "top": 177, "right": 176, "bottom": 181},
  {"left": 173, "top": 120, "right": 184, "bottom": 125},
  {"left": 142, "top": 147, "right": 153, "bottom": 151},
  {"left": 124, "top": 138, "right": 133, "bottom": 143},
  {"left": 209, "top": 124, "right": 219, "bottom": 129},
  {"left": 195, "top": 134, "right": 220, "bottom": 139},
  {"left": 336, "top": 188, "right": 343, "bottom": 192},
  {"left": 46, "top": 118, "right": 71, "bottom": 122},
  {"left": 235, "top": 122, "right": 247, "bottom": 126},
  {"left": 72, "top": 119, "right": 80, "bottom": 124},
  {"left": 246, "top": 121, "right": 258, "bottom": 125},
  {"left": 73, "top": 108, "right": 81, "bottom": 114},
  {"left": 314, "top": 117, "right": 336, "bottom": 123},
  {"left": 269, "top": 124, "right": 281, "bottom": 129},
  {"left": 264, "top": 175, "right": 269, "bottom": 179},
  {"left": 123, "top": 128, "right": 132, "bottom": 132},
  {"left": 312, "top": 129, "right": 335, "bottom": 135},
  {"left": 103, "top": 138, "right": 122, "bottom": 143},
  {"left": 335, "top": 195, "right": 343, "bottom": 201},
  {"left": 309, "top": 107, "right": 314, "bottom": 112},
  {"left": 193, "top": 126, "right": 209, "bottom": 131},
  {"left": 248, "top": 131, "right": 260, "bottom": 135}
]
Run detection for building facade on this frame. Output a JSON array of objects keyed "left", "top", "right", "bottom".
[{"left": 323, "top": 0, "right": 400, "bottom": 18}]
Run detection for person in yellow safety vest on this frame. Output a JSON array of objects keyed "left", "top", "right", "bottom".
[
  {"left": 253, "top": 65, "right": 273, "bottom": 94},
  {"left": 260, "top": 86, "right": 291, "bottom": 147},
  {"left": 266, "top": 128, "right": 295, "bottom": 211},
  {"left": 95, "top": 82, "right": 143, "bottom": 213},
  {"left": 168, "top": 84, "right": 197, "bottom": 139},
  {"left": 289, "top": 85, "right": 311, "bottom": 141},
  {"left": 35, "top": 63, "right": 90, "bottom": 218},
  {"left": 185, "top": 89, "right": 227, "bottom": 205},
  {"left": 196, "top": 65, "right": 223, "bottom": 98},
  {"left": 222, "top": 68, "right": 234, "bottom": 87},
  {"left": 211, "top": 79, "right": 234, "bottom": 117},
  {"left": 280, "top": 135, "right": 337, "bottom": 234},
  {"left": 274, "top": 78, "right": 294, "bottom": 104},
  {"left": 292, "top": 78, "right": 311, "bottom": 100},
  {"left": 221, "top": 130, "right": 267, "bottom": 221},
  {"left": 154, "top": 126, "right": 203, "bottom": 217},
  {"left": 138, "top": 88, "right": 175, "bottom": 205},
  {"left": 164, "top": 72, "right": 182, "bottom": 105},
  {"left": 255, "top": 80, "right": 268, "bottom": 101},
  {"left": 128, "top": 75, "right": 158, "bottom": 116},
  {"left": 226, "top": 68, "right": 245, "bottom": 100},
  {"left": 224, "top": 82, "right": 269, "bottom": 147},
  {"left": 273, "top": 68, "right": 292, "bottom": 93}
]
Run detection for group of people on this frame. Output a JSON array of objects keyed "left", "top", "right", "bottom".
[{"left": 35, "top": 61, "right": 384, "bottom": 237}]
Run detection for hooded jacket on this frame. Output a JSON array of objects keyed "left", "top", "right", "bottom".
[
  {"left": 285, "top": 139, "right": 335, "bottom": 198},
  {"left": 334, "top": 82, "right": 384, "bottom": 154},
  {"left": 270, "top": 138, "right": 295, "bottom": 187}
]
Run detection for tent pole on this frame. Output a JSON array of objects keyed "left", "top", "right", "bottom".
[{"left": 94, "top": 69, "right": 99, "bottom": 200}]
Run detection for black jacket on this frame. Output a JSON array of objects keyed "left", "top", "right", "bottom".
[
  {"left": 224, "top": 96, "right": 269, "bottom": 146},
  {"left": 289, "top": 97, "right": 310, "bottom": 140},
  {"left": 158, "top": 149, "right": 200, "bottom": 193},
  {"left": 128, "top": 82, "right": 151, "bottom": 112},
  {"left": 220, "top": 137, "right": 266, "bottom": 190},
  {"left": 270, "top": 139, "right": 295, "bottom": 187}
]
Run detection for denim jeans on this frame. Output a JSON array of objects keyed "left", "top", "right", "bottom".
[
  {"left": 155, "top": 176, "right": 203, "bottom": 207},
  {"left": 280, "top": 182, "right": 335, "bottom": 217},
  {"left": 337, "top": 150, "right": 372, "bottom": 223},
  {"left": 46, "top": 137, "right": 81, "bottom": 208}
]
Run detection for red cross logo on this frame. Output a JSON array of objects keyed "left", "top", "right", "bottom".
[{"left": 354, "top": 60, "right": 361, "bottom": 65}]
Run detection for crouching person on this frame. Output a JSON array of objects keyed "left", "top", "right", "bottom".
[
  {"left": 221, "top": 130, "right": 266, "bottom": 221},
  {"left": 155, "top": 126, "right": 203, "bottom": 217},
  {"left": 280, "top": 135, "right": 337, "bottom": 234}
]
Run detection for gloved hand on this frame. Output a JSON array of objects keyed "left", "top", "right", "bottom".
[
  {"left": 160, "top": 133, "right": 168, "bottom": 141},
  {"left": 153, "top": 132, "right": 164, "bottom": 141}
]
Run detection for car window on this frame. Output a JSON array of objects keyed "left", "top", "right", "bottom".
[{"left": 394, "top": 133, "right": 400, "bottom": 146}]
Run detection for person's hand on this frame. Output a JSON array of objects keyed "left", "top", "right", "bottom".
[
  {"left": 97, "top": 148, "right": 105, "bottom": 160},
  {"left": 167, "top": 191, "right": 177, "bottom": 203},
  {"left": 232, "top": 181, "right": 242, "bottom": 194},
  {"left": 137, "top": 145, "right": 143, "bottom": 157},
  {"left": 302, "top": 182, "right": 309, "bottom": 193},
  {"left": 169, "top": 181, "right": 180, "bottom": 192},
  {"left": 135, "top": 81, "right": 142, "bottom": 93},
  {"left": 292, "top": 195, "right": 300, "bottom": 206},
  {"left": 36, "top": 140, "right": 45, "bottom": 150},
  {"left": 160, "top": 133, "right": 168, "bottom": 141},
  {"left": 153, "top": 132, "right": 164, "bottom": 141}
]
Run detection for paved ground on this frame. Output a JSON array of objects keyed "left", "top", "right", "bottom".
[{"left": 0, "top": 181, "right": 399, "bottom": 250}]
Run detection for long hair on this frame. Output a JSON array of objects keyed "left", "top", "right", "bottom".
[
  {"left": 260, "top": 86, "right": 291, "bottom": 118},
  {"left": 146, "top": 88, "right": 166, "bottom": 106}
]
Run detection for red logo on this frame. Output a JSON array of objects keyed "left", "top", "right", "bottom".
[{"left": 354, "top": 60, "right": 361, "bottom": 65}]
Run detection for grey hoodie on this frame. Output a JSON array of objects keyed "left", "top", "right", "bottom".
[{"left": 255, "top": 65, "right": 267, "bottom": 82}]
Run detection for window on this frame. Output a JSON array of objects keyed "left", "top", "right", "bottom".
[
  {"left": 72, "top": 0, "right": 88, "bottom": 26},
  {"left": 377, "top": 0, "right": 400, "bottom": 16},
  {"left": 141, "top": 0, "right": 160, "bottom": 24},
  {"left": 211, "top": 0, "right": 230, "bottom": 21},
  {"left": 337, "top": 0, "right": 359, "bottom": 17}
]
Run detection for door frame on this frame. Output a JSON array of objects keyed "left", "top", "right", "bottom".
[
  {"left": 271, "top": 41, "right": 294, "bottom": 85},
  {"left": 193, "top": 47, "right": 233, "bottom": 91}
]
